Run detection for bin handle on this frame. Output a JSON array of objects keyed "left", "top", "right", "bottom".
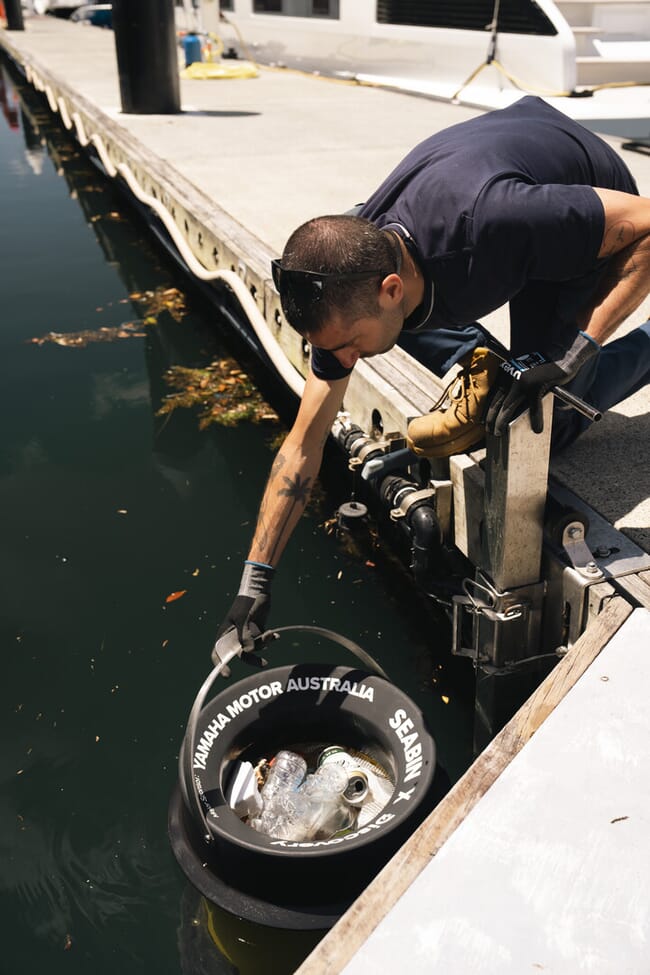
[{"left": 179, "top": 625, "right": 390, "bottom": 844}]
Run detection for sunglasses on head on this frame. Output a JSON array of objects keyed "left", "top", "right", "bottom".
[{"left": 271, "top": 259, "right": 393, "bottom": 305}]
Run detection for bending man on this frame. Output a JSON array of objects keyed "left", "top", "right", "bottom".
[{"left": 216, "top": 95, "right": 650, "bottom": 655}]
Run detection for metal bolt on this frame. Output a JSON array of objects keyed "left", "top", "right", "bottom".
[{"left": 567, "top": 525, "right": 583, "bottom": 539}]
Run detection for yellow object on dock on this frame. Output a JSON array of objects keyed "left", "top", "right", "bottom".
[{"left": 180, "top": 60, "right": 258, "bottom": 81}]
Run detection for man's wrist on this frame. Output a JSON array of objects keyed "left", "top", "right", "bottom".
[
  {"left": 578, "top": 330, "right": 601, "bottom": 349},
  {"left": 239, "top": 560, "right": 275, "bottom": 597}
]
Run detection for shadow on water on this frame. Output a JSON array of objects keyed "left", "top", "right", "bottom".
[{"left": 0, "top": 57, "right": 475, "bottom": 975}]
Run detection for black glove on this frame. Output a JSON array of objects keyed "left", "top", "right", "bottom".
[
  {"left": 212, "top": 560, "right": 274, "bottom": 664},
  {"left": 485, "top": 332, "right": 600, "bottom": 437}
]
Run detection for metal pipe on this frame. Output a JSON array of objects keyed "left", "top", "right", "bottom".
[{"left": 552, "top": 386, "right": 602, "bottom": 423}]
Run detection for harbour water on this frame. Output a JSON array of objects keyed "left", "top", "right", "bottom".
[{"left": 0, "top": 61, "right": 475, "bottom": 974}]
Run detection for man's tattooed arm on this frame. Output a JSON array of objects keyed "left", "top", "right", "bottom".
[
  {"left": 247, "top": 368, "right": 350, "bottom": 567},
  {"left": 582, "top": 188, "right": 650, "bottom": 344}
]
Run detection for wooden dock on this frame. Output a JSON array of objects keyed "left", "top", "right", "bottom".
[{"left": 2, "top": 15, "right": 650, "bottom": 972}]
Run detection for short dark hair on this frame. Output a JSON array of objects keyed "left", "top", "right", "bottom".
[{"left": 279, "top": 215, "right": 398, "bottom": 336}]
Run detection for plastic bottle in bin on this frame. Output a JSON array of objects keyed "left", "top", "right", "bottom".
[
  {"left": 249, "top": 750, "right": 307, "bottom": 840},
  {"left": 298, "top": 763, "right": 354, "bottom": 839},
  {"left": 262, "top": 750, "right": 307, "bottom": 801}
]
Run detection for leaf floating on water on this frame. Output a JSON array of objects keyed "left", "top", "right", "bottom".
[
  {"left": 129, "top": 286, "right": 188, "bottom": 322},
  {"left": 28, "top": 287, "right": 189, "bottom": 349},
  {"left": 157, "top": 358, "right": 281, "bottom": 430},
  {"left": 165, "top": 590, "right": 187, "bottom": 603},
  {"left": 27, "top": 321, "right": 147, "bottom": 348},
  {"left": 441, "top": 695, "right": 450, "bottom": 705}
]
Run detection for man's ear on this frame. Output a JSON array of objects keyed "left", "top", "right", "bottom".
[{"left": 379, "top": 273, "right": 404, "bottom": 308}]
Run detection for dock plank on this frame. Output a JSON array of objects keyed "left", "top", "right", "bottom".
[{"left": 296, "top": 595, "right": 634, "bottom": 975}]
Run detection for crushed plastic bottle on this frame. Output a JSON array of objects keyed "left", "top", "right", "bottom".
[
  {"left": 248, "top": 744, "right": 394, "bottom": 841},
  {"left": 261, "top": 750, "right": 307, "bottom": 800},
  {"left": 249, "top": 750, "right": 307, "bottom": 840},
  {"left": 249, "top": 753, "right": 356, "bottom": 841},
  {"left": 295, "top": 763, "right": 354, "bottom": 840}
]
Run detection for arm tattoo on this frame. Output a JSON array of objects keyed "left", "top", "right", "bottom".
[
  {"left": 269, "top": 451, "right": 287, "bottom": 478},
  {"left": 278, "top": 473, "right": 312, "bottom": 505},
  {"left": 253, "top": 453, "right": 314, "bottom": 564},
  {"left": 601, "top": 219, "right": 635, "bottom": 258},
  {"left": 266, "top": 473, "right": 313, "bottom": 564}
]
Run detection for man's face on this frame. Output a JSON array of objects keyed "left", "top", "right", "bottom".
[{"left": 307, "top": 306, "right": 404, "bottom": 370}]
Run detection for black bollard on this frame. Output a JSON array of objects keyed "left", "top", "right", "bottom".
[
  {"left": 112, "top": 0, "right": 181, "bottom": 114},
  {"left": 4, "top": 0, "right": 25, "bottom": 31}
]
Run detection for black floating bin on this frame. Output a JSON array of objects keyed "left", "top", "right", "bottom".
[{"left": 169, "top": 628, "right": 437, "bottom": 930}]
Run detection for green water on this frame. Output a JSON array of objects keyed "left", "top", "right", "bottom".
[{"left": 0, "top": 60, "right": 475, "bottom": 974}]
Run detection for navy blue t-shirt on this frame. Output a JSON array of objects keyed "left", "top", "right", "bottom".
[{"left": 311, "top": 96, "right": 637, "bottom": 381}]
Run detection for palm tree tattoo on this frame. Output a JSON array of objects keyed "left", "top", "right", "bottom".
[
  {"left": 278, "top": 473, "right": 312, "bottom": 505},
  {"left": 266, "top": 473, "right": 312, "bottom": 563}
]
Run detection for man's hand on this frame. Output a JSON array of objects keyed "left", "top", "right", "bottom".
[
  {"left": 485, "top": 332, "right": 600, "bottom": 436},
  {"left": 212, "top": 561, "right": 274, "bottom": 663}
]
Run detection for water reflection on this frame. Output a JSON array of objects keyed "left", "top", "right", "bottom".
[{"left": 0, "top": 57, "right": 473, "bottom": 974}]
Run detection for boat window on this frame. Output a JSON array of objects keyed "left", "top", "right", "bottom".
[
  {"left": 376, "top": 0, "right": 557, "bottom": 36},
  {"left": 252, "top": 1, "right": 340, "bottom": 17},
  {"left": 220, "top": 0, "right": 234, "bottom": 10}
]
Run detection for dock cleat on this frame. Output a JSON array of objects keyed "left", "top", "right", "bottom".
[{"left": 406, "top": 347, "right": 501, "bottom": 458}]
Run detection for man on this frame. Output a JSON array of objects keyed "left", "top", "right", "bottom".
[{"left": 215, "top": 96, "right": 650, "bottom": 657}]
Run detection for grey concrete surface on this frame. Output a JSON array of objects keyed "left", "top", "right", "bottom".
[{"left": 2, "top": 15, "right": 648, "bottom": 549}]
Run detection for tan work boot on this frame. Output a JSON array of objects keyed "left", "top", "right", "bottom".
[{"left": 406, "top": 347, "right": 502, "bottom": 458}]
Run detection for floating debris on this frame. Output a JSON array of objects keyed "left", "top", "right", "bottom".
[
  {"left": 128, "top": 285, "right": 188, "bottom": 322},
  {"left": 27, "top": 321, "right": 146, "bottom": 348},
  {"left": 165, "top": 590, "right": 187, "bottom": 604},
  {"left": 157, "top": 359, "right": 280, "bottom": 429},
  {"left": 26, "top": 287, "right": 189, "bottom": 348}
]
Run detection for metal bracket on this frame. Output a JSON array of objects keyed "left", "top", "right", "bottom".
[
  {"left": 389, "top": 480, "right": 453, "bottom": 541},
  {"left": 561, "top": 520, "right": 604, "bottom": 581},
  {"left": 452, "top": 572, "right": 545, "bottom": 667},
  {"left": 390, "top": 487, "right": 436, "bottom": 522},
  {"left": 452, "top": 576, "right": 529, "bottom": 662},
  {"left": 348, "top": 438, "right": 391, "bottom": 472}
]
